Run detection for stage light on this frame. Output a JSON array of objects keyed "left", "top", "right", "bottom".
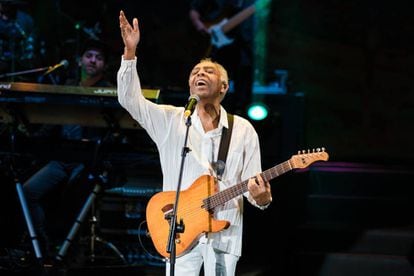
[{"left": 247, "top": 102, "right": 268, "bottom": 121}]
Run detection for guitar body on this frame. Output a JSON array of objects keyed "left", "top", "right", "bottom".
[{"left": 146, "top": 174, "right": 230, "bottom": 259}]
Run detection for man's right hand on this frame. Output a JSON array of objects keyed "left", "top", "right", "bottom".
[{"left": 119, "top": 10, "right": 140, "bottom": 60}]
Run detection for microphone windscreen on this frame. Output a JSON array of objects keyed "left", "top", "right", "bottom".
[{"left": 60, "top": 59, "right": 69, "bottom": 68}]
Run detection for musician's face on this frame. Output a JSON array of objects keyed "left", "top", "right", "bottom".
[
  {"left": 189, "top": 61, "right": 227, "bottom": 102},
  {"left": 80, "top": 49, "right": 106, "bottom": 77}
]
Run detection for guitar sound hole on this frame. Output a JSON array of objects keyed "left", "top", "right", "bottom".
[{"left": 162, "top": 204, "right": 174, "bottom": 220}]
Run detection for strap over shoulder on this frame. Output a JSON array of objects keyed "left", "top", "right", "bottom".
[{"left": 216, "top": 113, "right": 234, "bottom": 178}]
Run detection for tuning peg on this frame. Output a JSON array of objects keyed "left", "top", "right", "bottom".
[{"left": 297, "top": 147, "right": 327, "bottom": 154}]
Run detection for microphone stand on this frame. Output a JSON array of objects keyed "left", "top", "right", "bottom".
[
  {"left": 6, "top": 112, "right": 44, "bottom": 268},
  {"left": 166, "top": 115, "right": 192, "bottom": 276},
  {"left": 0, "top": 66, "right": 50, "bottom": 79},
  {"left": 0, "top": 65, "right": 61, "bottom": 84}
]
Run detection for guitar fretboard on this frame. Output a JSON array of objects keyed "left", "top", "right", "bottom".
[{"left": 203, "top": 159, "right": 292, "bottom": 210}]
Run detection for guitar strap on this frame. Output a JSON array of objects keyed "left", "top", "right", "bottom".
[{"left": 217, "top": 113, "right": 234, "bottom": 174}]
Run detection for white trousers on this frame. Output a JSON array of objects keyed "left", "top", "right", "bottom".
[{"left": 165, "top": 242, "right": 239, "bottom": 276}]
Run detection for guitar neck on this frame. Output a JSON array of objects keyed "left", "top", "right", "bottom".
[
  {"left": 221, "top": 5, "right": 256, "bottom": 34},
  {"left": 203, "top": 149, "right": 329, "bottom": 210},
  {"left": 206, "top": 160, "right": 292, "bottom": 209}
]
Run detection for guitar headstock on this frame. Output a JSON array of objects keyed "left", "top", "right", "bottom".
[{"left": 290, "top": 147, "right": 329, "bottom": 169}]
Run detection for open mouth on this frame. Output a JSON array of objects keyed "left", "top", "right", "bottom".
[{"left": 196, "top": 80, "right": 207, "bottom": 87}]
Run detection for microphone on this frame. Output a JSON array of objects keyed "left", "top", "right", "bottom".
[
  {"left": 184, "top": 94, "right": 200, "bottom": 118},
  {"left": 43, "top": 60, "right": 69, "bottom": 75}
]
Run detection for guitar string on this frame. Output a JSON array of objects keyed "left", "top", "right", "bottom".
[
  {"left": 207, "top": 161, "right": 292, "bottom": 209},
  {"left": 206, "top": 153, "right": 326, "bottom": 209},
  {"left": 165, "top": 154, "right": 322, "bottom": 228},
  {"left": 175, "top": 161, "right": 290, "bottom": 219}
]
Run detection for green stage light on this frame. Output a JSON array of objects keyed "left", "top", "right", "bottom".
[{"left": 247, "top": 103, "right": 268, "bottom": 121}]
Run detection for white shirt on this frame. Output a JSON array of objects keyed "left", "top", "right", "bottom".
[{"left": 117, "top": 57, "right": 265, "bottom": 257}]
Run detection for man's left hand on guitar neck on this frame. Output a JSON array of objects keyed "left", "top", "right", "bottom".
[{"left": 248, "top": 174, "right": 272, "bottom": 208}]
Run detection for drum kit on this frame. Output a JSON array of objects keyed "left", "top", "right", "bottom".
[{"left": 0, "top": 0, "right": 45, "bottom": 81}]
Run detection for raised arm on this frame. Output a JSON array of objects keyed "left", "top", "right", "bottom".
[{"left": 119, "top": 10, "right": 140, "bottom": 60}]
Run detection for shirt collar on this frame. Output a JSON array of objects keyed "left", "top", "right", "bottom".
[{"left": 189, "top": 105, "right": 229, "bottom": 133}]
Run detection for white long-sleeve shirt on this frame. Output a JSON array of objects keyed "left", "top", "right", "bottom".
[{"left": 117, "top": 57, "right": 265, "bottom": 257}]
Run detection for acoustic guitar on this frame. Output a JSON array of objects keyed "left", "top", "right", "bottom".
[{"left": 146, "top": 148, "right": 329, "bottom": 258}]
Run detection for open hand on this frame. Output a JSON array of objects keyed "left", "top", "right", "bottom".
[{"left": 119, "top": 10, "right": 140, "bottom": 59}]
